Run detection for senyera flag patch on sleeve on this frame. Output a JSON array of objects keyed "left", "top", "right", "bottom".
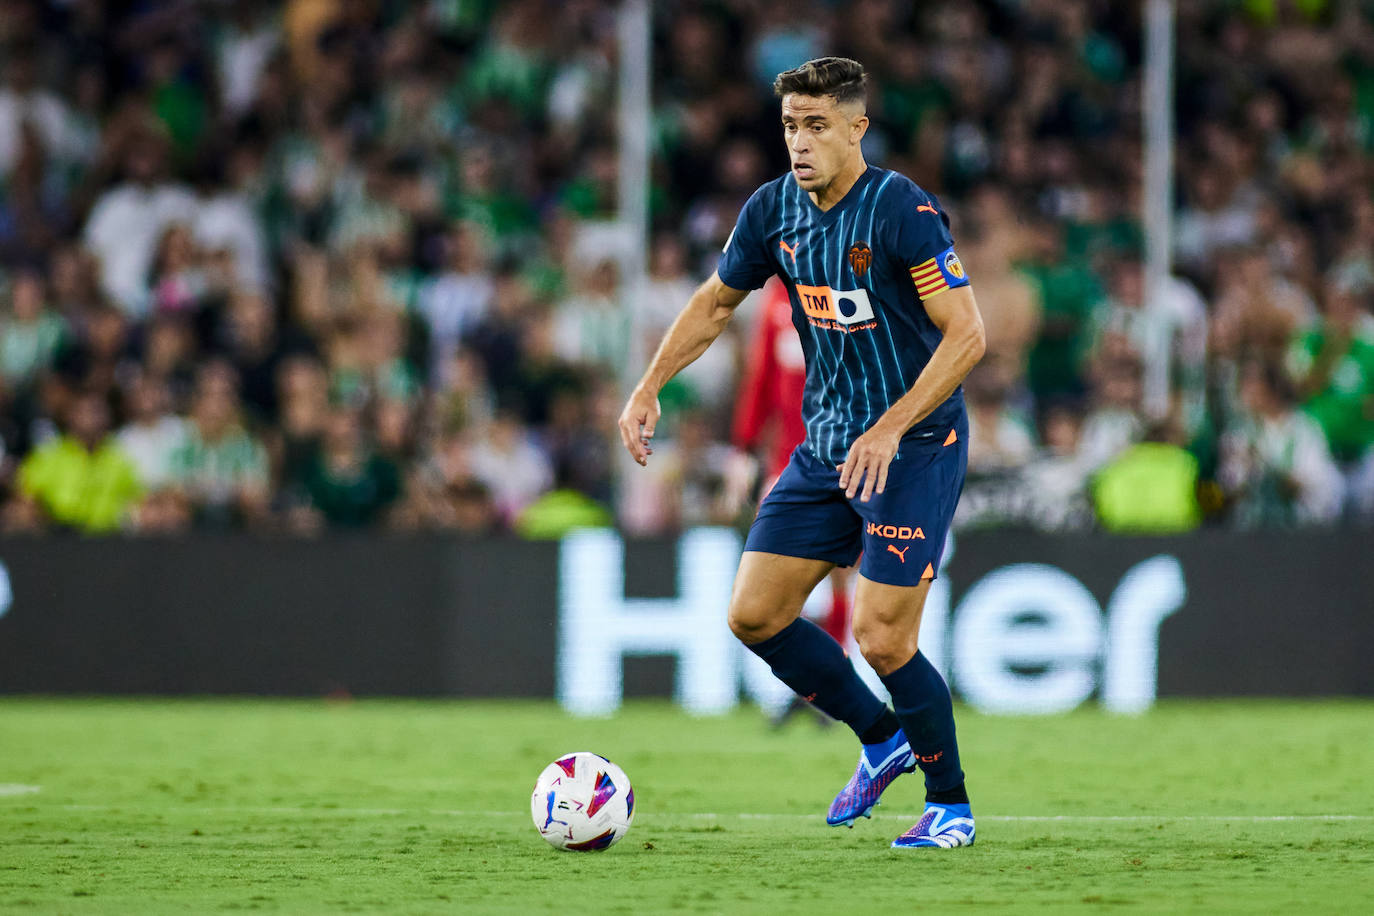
[{"left": 908, "top": 246, "right": 969, "bottom": 301}]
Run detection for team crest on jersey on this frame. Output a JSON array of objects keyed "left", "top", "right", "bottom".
[
  {"left": 847, "top": 241, "right": 872, "bottom": 277},
  {"left": 943, "top": 250, "right": 965, "bottom": 280}
]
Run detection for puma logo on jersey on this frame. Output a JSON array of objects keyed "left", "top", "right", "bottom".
[
  {"left": 886, "top": 544, "right": 910, "bottom": 563},
  {"left": 779, "top": 238, "right": 799, "bottom": 264},
  {"left": 916, "top": 203, "right": 939, "bottom": 215}
]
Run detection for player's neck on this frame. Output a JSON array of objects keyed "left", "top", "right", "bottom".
[{"left": 809, "top": 156, "right": 869, "bottom": 212}]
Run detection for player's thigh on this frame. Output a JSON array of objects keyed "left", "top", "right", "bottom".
[
  {"left": 728, "top": 551, "right": 835, "bottom": 643},
  {"left": 852, "top": 575, "right": 933, "bottom": 637},
  {"left": 851, "top": 575, "right": 933, "bottom": 674},
  {"left": 733, "top": 447, "right": 863, "bottom": 642}
]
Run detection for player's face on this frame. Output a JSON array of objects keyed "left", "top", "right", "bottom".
[{"left": 781, "top": 94, "right": 867, "bottom": 193}]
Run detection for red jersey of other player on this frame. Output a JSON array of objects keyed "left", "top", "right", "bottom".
[{"left": 732, "top": 277, "right": 807, "bottom": 481}]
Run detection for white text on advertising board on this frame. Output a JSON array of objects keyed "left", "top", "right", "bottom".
[{"left": 556, "top": 531, "right": 1185, "bottom": 716}]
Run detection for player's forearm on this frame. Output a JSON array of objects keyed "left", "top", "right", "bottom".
[
  {"left": 877, "top": 316, "right": 986, "bottom": 436},
  {"left": 634, "top": 281, "right": 738, "bottom": 395}
]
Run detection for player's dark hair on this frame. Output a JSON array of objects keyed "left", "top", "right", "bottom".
[{"left": 772, "top": 57, "right": 867, "bottom": 107}]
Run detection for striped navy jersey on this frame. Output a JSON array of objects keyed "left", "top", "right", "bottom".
[{"left": 717, "top": 165, "right": 971, "bottom": 465}]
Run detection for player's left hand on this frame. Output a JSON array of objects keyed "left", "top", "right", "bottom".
[{"left": 838, "top": 421, "right": 902, "bottom": 502}]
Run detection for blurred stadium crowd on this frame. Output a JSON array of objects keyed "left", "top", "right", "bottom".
[{"left": 1, "top": 0, "right": 1373, "bottom": 537}]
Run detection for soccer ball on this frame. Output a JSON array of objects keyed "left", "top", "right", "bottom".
[{"left": 530, "top": 751, "right": 635, "bottom": 851}]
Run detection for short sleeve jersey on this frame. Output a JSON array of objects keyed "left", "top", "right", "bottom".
[{"left": 717, "top": 166, "right": 971, "bottom": 465}]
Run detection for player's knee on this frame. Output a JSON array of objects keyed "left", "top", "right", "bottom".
[
  {"left": 853, "top": 619, "right": 918, "bottom": 676},
  {"left": 727, "top": 597, "right": 791, "bottom": 645}
]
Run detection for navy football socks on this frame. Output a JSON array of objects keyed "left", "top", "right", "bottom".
[
  {"left": 745, "top": 618, "right": 890, "bottom": 740},
  {"left": 857, "top": 709, "right": 901, "bottom": 746},
  {"left": 878, "top": 650, "right": 966, "bottom": 799}
]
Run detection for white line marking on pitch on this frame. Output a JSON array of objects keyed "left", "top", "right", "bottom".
[
  {"left": 38, "top": 804, "right": 1374, "bottom": 823},
  {"left": 0, "top": 784, "right": 40, "bottom": 796}
]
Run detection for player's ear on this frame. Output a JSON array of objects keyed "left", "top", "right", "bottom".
[{"left": 851, "top": 114, "right": 869, "bottom": 146}]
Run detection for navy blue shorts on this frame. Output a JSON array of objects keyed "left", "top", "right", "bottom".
[{"left": 743, "top": 417, "right": 968, "bottom": 587}]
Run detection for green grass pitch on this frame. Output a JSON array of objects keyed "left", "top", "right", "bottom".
[{"left": 2, "top": 698, "right": 1372, "bottom": 914}]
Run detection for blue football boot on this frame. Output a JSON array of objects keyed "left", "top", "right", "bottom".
[
  {"left": 826, "top": 729, "right": 916, "bottom": 827},
  {"left": 890, "top": 803, "right": 976, "bottom": 848}
]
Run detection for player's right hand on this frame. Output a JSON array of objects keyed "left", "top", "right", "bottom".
[{"left": 618, "top": 388, "right": 661, "bottom": 466}]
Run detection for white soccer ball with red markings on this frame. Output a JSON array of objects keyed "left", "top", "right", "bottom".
[{"left": 531, "top": 751, "right": 635, "bottom": 851}]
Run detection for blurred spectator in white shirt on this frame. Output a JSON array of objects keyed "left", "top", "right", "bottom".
[
  {"left": 116, "top": 370, "right": 187, "bottom": 491},
  {"left": 83, "top": 133, "right": 196, "bottom": 317},
  {"left": 964, "top": 365, "right": 1035, "bottom": 474},
  {"left": 419, "top": 222, "right": 494, "bottom": 381},
  {"left": 169, "top": 362, "right": 271, "bottom": 528},
  {"left": 554, "top": 257, "right": 629, "bottom": 375},
  {"left": 1022, "top": 403, "right": 1096, "bottom": 532},
  {"left": 193, "top": 147, "right": 272, "bottom": 296},
  {"left": 1219, "top": 360, "right": 1343, "bottom": 527},
  {"left": 635, "top": 234, "right": 739, "bottom": 412},
  {"left": 1087, "top": 257, "right": 1208, "bottom": 428},
  {"left": 0, "top": 269, "right": 67, "bottom": 391},
  {"left": 468, "top": 410, "right": 553, "bottom": 523},
  {"left": 213, "top": 3, "right": 280, "bottom": 119},
  {"left": 0, "top": 49, "right": 82, "bottom": 180},
  {"left": 1078, "top": 352, "right": 1146, "bottom": 473},
  {"left": 1175, "top": 166, "right": 1258, "bottom": 275}
]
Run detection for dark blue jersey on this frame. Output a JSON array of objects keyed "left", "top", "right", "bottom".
[{"left": 717, "top": 165, "right": 971, "bottom": 465}]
